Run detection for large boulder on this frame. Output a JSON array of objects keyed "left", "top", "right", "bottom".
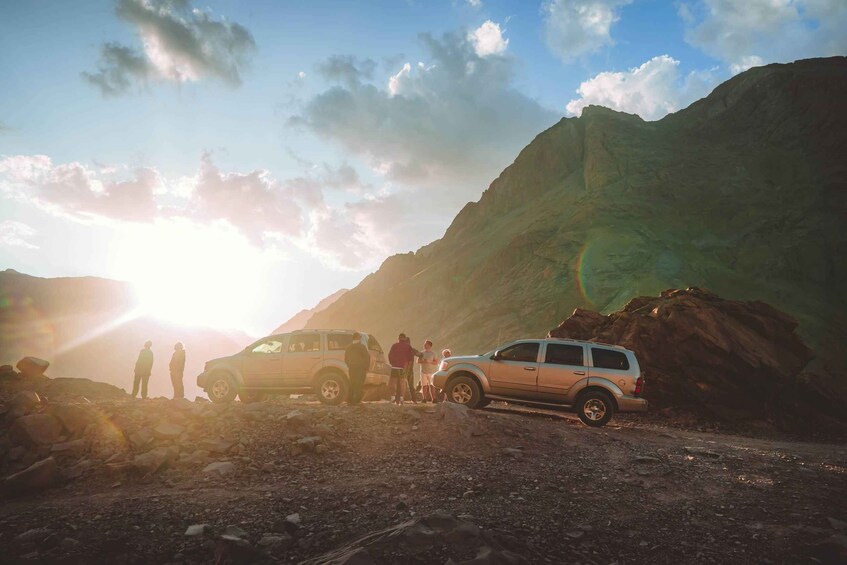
[
  {"left": 548, "top": 288, "right": 842, "bottom": 433},
  {"left": 7, "top": 391, "right": 42, "bottom": 417},
  {"left": 16, "top": 357, "right": 49, "bottom": 379},
  {"left": 49, "top": 404, "right": 96, "bottom": 437},
  {"left": 11, "top": 413, "right": 64, "bottom": 445}
]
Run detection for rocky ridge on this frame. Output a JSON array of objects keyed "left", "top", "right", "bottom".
[{"left": 307, "top": 57, "right": 847, "bottom": 383}]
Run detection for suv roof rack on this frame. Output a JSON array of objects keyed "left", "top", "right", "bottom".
[{"left": 546, "top": 337, "right": 627, "bottom": 350}]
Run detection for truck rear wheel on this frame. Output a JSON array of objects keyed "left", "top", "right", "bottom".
[
  {"left": 576, "top": 391, "right": 615, "bottom": 427},
  {"left": 315, "top": 372, "right": 348, "bottom": 405}
]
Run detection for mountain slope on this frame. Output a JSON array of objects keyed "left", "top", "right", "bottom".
[
  {"left": 0, "top": 269, "right": 252, "bottom": 398},
  {"left": 272, "top": 289, "right": 348, "bottom": 335},
  {"left": 307, "top": 57, "right": 847, "bottom": 361}
]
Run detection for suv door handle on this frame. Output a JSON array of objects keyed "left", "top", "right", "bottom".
[
  {"left": 523, "top": 367, "right": 536, "bottom": 371},
  {"left": 574, "top": 371, "right": 586, "bottom": 375},
  {"left": 310, "top": 356, "right": 321, "bottom": 360}
]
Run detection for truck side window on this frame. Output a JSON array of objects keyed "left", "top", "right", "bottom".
[
  {"left": 252, "top": 340, "right": 283, "bottom": 354},
  {"left": 328, "top": 333, "right": 353, "bottom": 350},
  {"left": 500, "top": 342, "right": 540, "bottom": 363},
  {"left": 545, "top": 344, "right": 584, "bottom": 366},
  {"left": 591, "top": 348, "right": 629, "bottom": 370},
  {"left": 289, "top": 333, "right": 321, "bottom": 352}
]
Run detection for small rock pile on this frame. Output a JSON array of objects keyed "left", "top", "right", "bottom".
[{"left": 1, "top": 387, "right": 343, "bottom": 499}]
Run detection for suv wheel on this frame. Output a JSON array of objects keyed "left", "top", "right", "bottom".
[
  {"left": 315, "top": 372, "right": 348, "bottom": 406},
  {"left": 577, "top": 391, "right": 615, "bottom": 427},
  {"left": 447, "top": 376, "right": 484, "bottom": 409},
  {"left": 208, "top": 373, "right": 238, "bottom": 404}
]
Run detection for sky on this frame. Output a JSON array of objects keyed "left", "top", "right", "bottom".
[{"left": 1, "top": 0, "right": 845, "bottom": 335}]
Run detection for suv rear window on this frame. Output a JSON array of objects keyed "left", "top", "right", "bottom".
[
  {"left": 367, "top": 334, "right": 383, "bottom": 353},
  {"left": 499, "top": 342, "right": 540, "bottom": 363},
  {"left": 545, "top": 344, "right": 584, "bottom": 366},
  {"left": 289, "top": 333, "right": 321, "bottom": 352},
  {"left": 327, "top": 333, "right": 353, "bottom": 351},
  {"left": 591, "top": 347, "right": 629, "bottom": 370}
]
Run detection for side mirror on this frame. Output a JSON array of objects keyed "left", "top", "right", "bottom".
[{"left": 492, "top": 350, "right": 502, "bottom": 361}]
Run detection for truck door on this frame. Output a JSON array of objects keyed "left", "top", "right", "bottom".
[
  {"left": 242, "top": 338, "right": 285, "bottom": 388},
  {"left": 537, "top": 343, "right": 587, "bottom": 403},
  {"left": 487, "top": 341, "right": 540, "bottom": 396},
  {"left": 283, "top": 332, "right": 323, "bottom": 386}
]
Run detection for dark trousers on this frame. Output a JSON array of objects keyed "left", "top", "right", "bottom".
[
  {"left": 405, "top": 366, "right": 417, "bottom": 403},
  {"left": 390, "top": 368, "right": 405, "bottom": 401},
  {"left": 132, "top": 372, "right": 150, "bottom": 398},
  {"left": 348, "top": 365, "right": 366, "bottom": 404},
  {"left": 171, "top": 371, "right": 184, "bottom": 399}
]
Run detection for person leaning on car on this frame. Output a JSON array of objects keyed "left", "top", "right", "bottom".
[{"left": 344, "top": 332, "right": 371, "bottom": 405}]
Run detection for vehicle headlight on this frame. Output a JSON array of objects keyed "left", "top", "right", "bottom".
[{"left": 439, "top": 360, "right": 449, "bottom": 371}]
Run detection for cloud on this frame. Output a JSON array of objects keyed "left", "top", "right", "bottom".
[
  {"left": 187, "top": 155, "right": 308, "bottom": 244},
  {"left": 542, "top": 0, "right": 631, "bottom": 63},
  {"left": 680, "top": 0, "right": 847, "bottom": 72},
  {"left": 0, "top": 155, "right": 159, "bottom": 221},
  {"left": 0, "top": 221, "right": 39, "bottom": 250},
  {"left": 468, "top": 20, "right": 509, "bottom": 57},
  {"left": 467, "top": 0, "right": 483, "bottom": 8},
  {"left": 316, "top": 55, "right": 377, "bottom": 88},
  {"left": 0, "top": 154, "right": 316, "bottom": 247},
  {"left": 565, "top": 55, "right": 720, "bottom": 120},
  {"left": 83, "top": 0, "right": 255, "bottom": 95},
  {"left": 291, "top": 31, "right": 558, "bottom": 203}
]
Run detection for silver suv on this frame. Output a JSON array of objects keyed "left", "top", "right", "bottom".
[
  {"left": 432, "top": 338, "right": 647, "bottom": 426},
  {"left": 197, "top": 329, "right": 390, "bottom": 405}
]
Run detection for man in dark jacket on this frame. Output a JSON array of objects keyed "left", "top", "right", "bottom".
[
  {"left": 169, "top": 342, "right": 186, "bottom": 400},
  {"left": 344, "top": 332, "right": 370, "bottom": 405},
  {"left": 388, "top": 333, "right": 413, "bottom": 405},
  {"left": 132, "top": 340, "right": 154, "bottom": 399}
]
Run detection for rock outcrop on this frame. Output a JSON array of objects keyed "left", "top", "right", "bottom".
[{"left": 548, "top": 288, "right": 844, "bottom": 434}]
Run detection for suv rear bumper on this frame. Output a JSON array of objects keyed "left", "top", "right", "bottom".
[
  {"left": 365, "top": 371, "right": 390, "bottom": 386},
  {"left": 617, "top": 395, "right": 648, "bottom": 412}
]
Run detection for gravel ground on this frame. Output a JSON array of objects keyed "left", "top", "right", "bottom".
[{"left": 2, "top": 396, "right": 846, "bottom": 564}]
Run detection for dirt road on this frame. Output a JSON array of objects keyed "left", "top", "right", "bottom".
[{"left": 2, "top": 397, "right": 846, "bottom": 564}]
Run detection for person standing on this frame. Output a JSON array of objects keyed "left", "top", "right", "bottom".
[
  {"left": 417, "top": 340, "right": 439, "bottom": 402},
  {"left": 169, "top": 342, "right": 186, "bottom": 400},
  {"left": 403, "top": 336, "right": 422, "bottom": 404},
  {"left": 388, "top": 333, "right": 413, "bottom": 405},
  {"left": 132, "top": 340, "right": 154, "bottom": 399},
  {"left": 344, "top": 332, "right": 370, "bottom": 405}
]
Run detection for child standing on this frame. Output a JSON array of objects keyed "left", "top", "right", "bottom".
[{"left": 417, "top": 340, "right": 439, "bottom": 403}]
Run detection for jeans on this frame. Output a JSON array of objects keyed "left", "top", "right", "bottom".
[
  {"left": 348, "top": 365, "right": 366, "bottom": 404},
  {"left": 390, "top": 368, "right": 406, "bottom": 401},
  {"left": 171, "top": 371, "right": 184, "bottom": 399},
  {"left": 132, "top": 372, "right": 150, "bottom": 398}
]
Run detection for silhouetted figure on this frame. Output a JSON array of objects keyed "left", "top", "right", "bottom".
[
  {"left": 344, "top": 332, "right": 370, "bottom": 405},
  {"left": 403, "top": 335, "right": 422, "bottom": 404},
  {"left": 170, "top": 342, "right": 186, "bottom": 400},
  {"left": 132, "top": 340, "right": 154, "bottom": 399},
  {"left": 388, "top": 333, "right": 414, "bottom": 405}
]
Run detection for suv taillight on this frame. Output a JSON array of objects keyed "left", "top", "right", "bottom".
[{"left": 634, "top": 376, "right": 643, "bottom": 397}]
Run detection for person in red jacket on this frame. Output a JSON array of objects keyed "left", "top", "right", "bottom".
[{"left": 388, "top": 333, "right": 413, "bottom": 405}]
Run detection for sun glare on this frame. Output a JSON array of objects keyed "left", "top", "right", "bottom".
[{"left": 113, "top": 220, "right": 268, "bottom": 331}]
